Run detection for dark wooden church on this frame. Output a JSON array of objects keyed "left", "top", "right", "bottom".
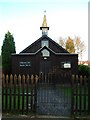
[{"left": 11, "top": 13, "right": 78, "bottom": 75}]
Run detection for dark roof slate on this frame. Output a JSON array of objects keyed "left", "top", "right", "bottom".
[{"left": 20, "top": 35, "right": 69, "bottom": 54}]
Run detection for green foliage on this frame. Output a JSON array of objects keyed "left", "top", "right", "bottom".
[
  {"left": 66, "top": 36, "right": 75, "bottom": 53},
  {"left": 78, "top": 64, "right": 90, "bottom": 76},
  {"left": 1, "top": 31, "right": 16, "bottom": 74}
]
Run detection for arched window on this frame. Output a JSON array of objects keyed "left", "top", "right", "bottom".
[{"left": 41, "top": 49, "right": 50, "bottom": 57}]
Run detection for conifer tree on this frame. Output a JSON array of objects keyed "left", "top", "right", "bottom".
[{"left": 1, "top": 31, "right": 16, "bottom": 74}]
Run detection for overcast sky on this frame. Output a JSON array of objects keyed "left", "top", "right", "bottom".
[{"left": 0, "top": 0, "right": 89, "bottom": 60}]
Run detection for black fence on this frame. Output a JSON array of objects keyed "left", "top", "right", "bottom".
[
  {"left": 2, "top": 73, "right": 90, "bottom": 116},
  {"left": 71, "top": 75, "right": 90, "bottom": 115}
]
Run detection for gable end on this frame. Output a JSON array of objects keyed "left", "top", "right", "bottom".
[{"left": 20, "top": 35, "right": 69, "bottom": 54}]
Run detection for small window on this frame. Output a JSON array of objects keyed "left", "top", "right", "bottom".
[
  {"left": 41, "top": 49, "right": 50, "bottom": 57},
  {"left": 61, "top": 62, "right": 71, "bottom": 68},
  {"left": 42, "top": 28, "right": 48, "bottom": 35},
  {"left": 41, "top": 40, "right": 49, "bottom": 47},
  {"left": 19, "top": 61, "right": 31, "bottom": 67}
]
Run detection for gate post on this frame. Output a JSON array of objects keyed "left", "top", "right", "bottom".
[{"left": 88, "top": 76, "right": 90, "bottom": 115}]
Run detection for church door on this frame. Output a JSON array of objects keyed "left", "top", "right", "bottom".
[{"left": 40, "top": 61, "right": 51, "bottom": 82}]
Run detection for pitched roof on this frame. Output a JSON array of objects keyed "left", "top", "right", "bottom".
[
  {"left": 20, "top": 35, "right": 69, "bottom": 54},
  {"left": 12, "top": 46, "right": 77, "bottom": 56}
]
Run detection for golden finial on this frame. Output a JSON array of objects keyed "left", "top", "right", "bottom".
[{"left": 42, "top": 10, "right": 47, "bottom": 27}]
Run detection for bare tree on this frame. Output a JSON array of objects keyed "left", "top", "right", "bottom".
[
  {"left": 58, "top": 37, "right": 66, "bottom": 48},
  {"left": 58, "top": 36, "right": 86, "bottom": 61},
  {"left": 75, "top": 36, "right": 86, "bottom": 61}
]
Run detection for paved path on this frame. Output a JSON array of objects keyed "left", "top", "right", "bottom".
[{"left": 37, "top": 84, "right": 71, "bottom": 116}]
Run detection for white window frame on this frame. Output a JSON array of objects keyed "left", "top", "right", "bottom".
[
  {"left": 61, "top": 61, "right": 71, "bottom": 68},
  {"left": 41, "top": 49, "right": 50, "bottom": 57},
  {"left": 41, "top": 40, "right": 49, "bottom": 47}
]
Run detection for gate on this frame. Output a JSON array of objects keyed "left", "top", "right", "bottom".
[{"left": 36, "top": 72, "right": 72, "bottom": 116}]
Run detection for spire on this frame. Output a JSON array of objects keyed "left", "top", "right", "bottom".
[
  {"left": 40, "top": 10, "right": 49, "bottom": 36},
  {"left": 42, "top": 10, "right": 47, "bottom": 27}
]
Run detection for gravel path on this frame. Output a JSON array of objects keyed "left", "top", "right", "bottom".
[{"left": 36, "top": 84, "right": 71, "bottom": 116}]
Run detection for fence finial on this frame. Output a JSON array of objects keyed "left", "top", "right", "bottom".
[
  {"left": 35, "top": 75, "right": 39, "bottom": 84},
  {"left": 26, "top": 74, "right": 29, "bottom": 84},
  {"left": 31, "top": 75, "right": 34, "bottom": 84},
  {"left": 10, "top": 74, "right": 13, "bottom": 85},
  {"left": 22, "top": 74, "right": 25, "bottom": 84},
  {"left": 80, "top": 75, "right": 83, "bottom": 84},
  {"left": 6, "top": 74, "right": 9, "bottom": 85},
  {"left": 14, "top": 74, "right": 17, "bottom": 84},
  {"left": 18, "top": 74, "right": 21, "bottom": 85},
  {"left": 72, "top": 74, "right": 75, "bottom": 80}
]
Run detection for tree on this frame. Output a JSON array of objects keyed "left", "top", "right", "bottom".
[
  {"left": 75, "top": 36, "right": 85, "bottom": 61},
  {"left": 78, "top": 64, "right": 90, "bottom": 76},
  {"left": 66, "top": 36, "right": 75, "bottom": 53},
  {"left": 58, "top": 36, "right": 86, "bottom": 58},
  {"left": 58, "top": 37, "right": 66, "bottom": 48},
  {"left": 1, "top": 31, "right": 16, "bottom": 74}
]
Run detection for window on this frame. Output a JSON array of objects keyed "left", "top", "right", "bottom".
[
  {"left": 42, "top": 28, "right": 48, "bottom": 35},
  {"left": 19, "top": 61, "right": 31, "bottom": 67},
  {"left": 41, "top": 49, "right": 50, "bottom": 57},
  {"left": 61, "top": 62, "right": 71, "bottom": 68},
  {"left": 41, "top": 40, "right": 49, "bottom": 47}
]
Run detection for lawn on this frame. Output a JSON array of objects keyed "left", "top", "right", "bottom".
[
  {"left": 2, "top": 86, "right": 32, "bottom": 114},
  {"left": 57, "top": 84, "right": 88, "bottom": 114}
]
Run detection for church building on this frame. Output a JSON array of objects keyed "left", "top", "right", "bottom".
[{"left": 11, "top": 13, "right": 78, "bottom": 75}]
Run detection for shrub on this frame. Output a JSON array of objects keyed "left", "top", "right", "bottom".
[{"left": 78, "top": 64, "right": 90, "bottom": 76}]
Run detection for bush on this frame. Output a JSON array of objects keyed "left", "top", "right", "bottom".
[{"left": 78, "top": 64, "right": 90, "bottom": 76}]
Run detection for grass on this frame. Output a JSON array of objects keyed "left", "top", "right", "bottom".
[
  {"left": 73, "top": 87, "right": 88, "bottom": 114},
  {"left": 3, "top": 95, "right": 31, "bottom": 110},
  {"left": 57, "top": 84, "right": 88, "bottom": 113},
  {"left": 3, "top": 87, "right": 32, "bottom": 114}
]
